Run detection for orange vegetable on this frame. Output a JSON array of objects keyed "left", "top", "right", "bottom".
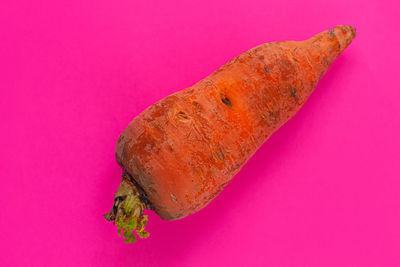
[{"left": 105, "top": 25, "right": 356, "bottom": 242}]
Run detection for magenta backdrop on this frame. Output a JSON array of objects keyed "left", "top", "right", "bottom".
[{"left": 1, "top": 0, "right": 399, "bottom": 266}]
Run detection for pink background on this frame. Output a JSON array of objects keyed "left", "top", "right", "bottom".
[{"left": 1, "top": 0, "right": 399, "bottom": 266}]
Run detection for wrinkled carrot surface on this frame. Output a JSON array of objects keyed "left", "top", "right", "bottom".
[{"left": 106, "top": 25, "right": 356, "bottom": 242}]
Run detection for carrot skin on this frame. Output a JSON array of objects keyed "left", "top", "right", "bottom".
[{"left": 115, "top": 25, "right": 356, "bottom": 220}]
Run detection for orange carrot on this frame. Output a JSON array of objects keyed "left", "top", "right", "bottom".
[{"left": 104, "top": 25, "right": 356, "bottom": 243}]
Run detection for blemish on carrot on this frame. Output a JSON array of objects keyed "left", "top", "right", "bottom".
[
  {"left": 176, "top": 111, "right": 189, "bottom": 121},
  {"left": 328, "top": 30, "right": 335, "bottom": 39},
  {"left": 170, "top": 193, "right": 178, "bottom": 203},
  {"left": 221, "top": 97, "right": 232, "bottom": 107},
  {"left": 290, "top": 87, "right": 297, "bottom": 98},
  {"left": 167, "top": 140, "right": 174, "bottom": 152},
  {"left": 192, "top": 101, "right": 202, "bottom": 111}
]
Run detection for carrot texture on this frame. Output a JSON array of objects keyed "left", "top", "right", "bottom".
[{"left": 105, "top": 25, "right": 356, "bottom": 243}]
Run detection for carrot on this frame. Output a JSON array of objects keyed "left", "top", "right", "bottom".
[{"left": 104, "top": 25, "right": 356, "bottom": 243}]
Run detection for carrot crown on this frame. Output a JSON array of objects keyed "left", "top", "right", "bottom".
[{"left": 104, "top": 174, "right": 150, "bottom": 243}]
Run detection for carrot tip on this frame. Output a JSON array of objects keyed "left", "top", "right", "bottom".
[{"left": 334, "top": 25, "right": 357, "bottom": 51}]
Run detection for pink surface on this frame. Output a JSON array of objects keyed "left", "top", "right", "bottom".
[{"left": 1, "top": 0, "right": 399, "bottom": 266}]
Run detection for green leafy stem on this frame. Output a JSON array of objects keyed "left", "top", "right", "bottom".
[{"left": 104, "top": 178, "right": 150, "bottom": 243}]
